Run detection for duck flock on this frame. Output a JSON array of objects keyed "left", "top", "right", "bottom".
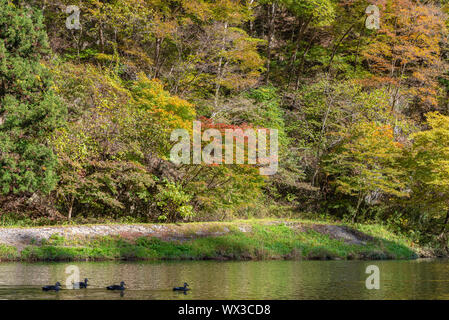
[{"left": 42, "top": 279, "right": 190, "bottom": 293}]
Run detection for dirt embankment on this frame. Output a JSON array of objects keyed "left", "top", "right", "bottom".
[
  {"left": 0, "top": 220, "right": 429, "bottom": 262},
  {"left": 0, "top": 221, "right": 374, "bottom": 250}
]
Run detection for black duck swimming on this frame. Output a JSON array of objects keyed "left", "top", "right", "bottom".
[{"left": 107, "top": 281, "right": 125, "bottom": 290}]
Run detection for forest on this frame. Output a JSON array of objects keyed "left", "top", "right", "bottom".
[{"left": 2, "top": 0, "right": 449, "bottom": 250}]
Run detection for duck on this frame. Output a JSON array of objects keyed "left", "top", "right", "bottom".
[
  {"left": 73, "top": 278, "right": 88, "bottom": 289},
  {"left": 107, "top": 281, "right": 125, "bottom": 290},
  {"left": 42, "top": 282, "right": 61, "bottom": 291},
  {"left": 173, "top": 282, "right": 190, "bottom": 292}
]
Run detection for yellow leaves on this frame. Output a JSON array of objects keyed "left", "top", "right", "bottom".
[
  {"left": 130, "top": 74, "right": 196, "bottom": 134},
  {"left": 122, "top": 47, "right": 153, "bottom": 67},
  {"left": 95, "top": 53, "right": 115, "bottom": 62},
  {"left": 151, "top": 14, "right": 177, "bottom": 39},
  {"left": 210, "top": 0, "right": 249, "bottom": 23},
  {"left": 408, "top": 112, "right": 449, "bottom": 198},
  {"left": 417, "top": 112, "right": 449, "bottom": 133},
  {"left": 182, "top": 0, "right": 212, "bottom": 22},
  {"left": 324, "top": 119, "right": 407, "bottom": 198}
]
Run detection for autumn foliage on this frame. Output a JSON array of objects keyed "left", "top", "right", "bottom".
[{"left": 3, "top": 0, "right": 449, "bottom": 248}]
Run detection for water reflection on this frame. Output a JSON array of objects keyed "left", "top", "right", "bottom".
[{"left": 0, "top": 260, "right": 448, "bottom": 299}]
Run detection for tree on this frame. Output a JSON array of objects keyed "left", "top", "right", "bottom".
[
  {"left": 362, "top": 0, "right": 447, "bottom": 119},
  {"left": 195, "top": 0, "right": 264, "bottom": 107},
  {"left": 407, "top": 112, "right": 449, "bottom": 248},
  {"left": 0, "top": 1, "right": 66, "bottom": 195},
  {"left": 281, "top": 0, "right": 335, "bottom": 89},
  {"left": 323, "top": 121, "right": 407, "bottom": 222},
  {"left": 288, "top": 79, "right": 397, "bottom": 187},
  {"left": 251, "top": 0, "right": 335, "bottom": 87},
  {"left": 51, "top": 63, "right": 196, "bottom": 220}
]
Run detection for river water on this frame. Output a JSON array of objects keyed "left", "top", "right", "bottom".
[{"left": 0, "top": 259, "right": 448, "bottom": 299}]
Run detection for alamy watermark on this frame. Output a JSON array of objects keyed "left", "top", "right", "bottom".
[
  {"left": 65, "top": 265, "right": 80, "bottom": 289},
  {"left": 365, "top": 265, "right": 380, "bottom": 289},
  {"left": 170, "top": 121, "right": 278, "bottom": 176},
  {"left": 65, "top": 5, "right": 80, "bottom": 30},
  {"left": 366, "top": 5, "right": 380, "bottom": 30}
]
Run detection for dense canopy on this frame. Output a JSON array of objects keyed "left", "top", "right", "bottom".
[{"left": 2, "top": 0, "right": 449, "bottom": 250}]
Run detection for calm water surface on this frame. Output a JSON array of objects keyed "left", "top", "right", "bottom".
[{"left": 0, "top": 259, "right": 448, "bottom": 299}]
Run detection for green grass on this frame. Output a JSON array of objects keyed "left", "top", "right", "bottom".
[
  {"left": 0, "top": 244, "right": 19, "bottom": 261},
  {"left": 0, "top": 221, "right": 419, "bottom": 262}
]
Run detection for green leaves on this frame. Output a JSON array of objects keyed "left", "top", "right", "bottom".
[
  {"left": 407, "top": 112, "right": 449, "bottom": 205},
  {"left": 322, "top": 121, "right": 407, "bottom": 222},
  {"left": 324, "top": 122, "right": 406, "bottom": 197},
  {"left": 156, "top": 179, "right": 194, "bottom": 222},
  {"left": 281, "top": 0, "right": 336, "bottom": 27},
  {"left": 0, "top": 0, "right": 66, "bottom": 195}
]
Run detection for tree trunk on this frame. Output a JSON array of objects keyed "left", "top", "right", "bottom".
[
  {"left": 326, "top": 24, "right": 355, "bottom": 73},
  {"left": 286, "top": 17, "right": 312, "bottom": 89},
  {"left": 154, "top": 37, "right": 162, "bottom": 79},
  {"left": 353, "top": 21, "right": 366, "bottom": 71},
  {"left": 439, "top": 210, "right": 449, "bottom": 253},
  {"left": 99, "top": 23, "right": 104, "bottom": 53},
  {"left": 264, "top": 2, "right": 276, "bottom": 85},
  {"left": 214, "top": 22, "right": 228, "bottom": 108},
  {"left": 294, "top": 31, "right": 316, "bottom": 91},
  {"left": 68, "top": 196, "right": 74, "bottom": 221},
  {"left": 440, "top": 210, "right": 449, "bottom": 234},
  {"left": 248, "top": 0, "right": 255, "bottom": 36},
  {"left": 352, "top": 194, "right": 363, "bottom": 224}
]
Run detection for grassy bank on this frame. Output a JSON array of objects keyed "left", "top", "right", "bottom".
[{"left": 0, "top": 220, "right": 424, "bottom": 262}]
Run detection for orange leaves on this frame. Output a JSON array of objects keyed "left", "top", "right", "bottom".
[{"left": 362, "top": 0, "right": 447, "bottom": 115}]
